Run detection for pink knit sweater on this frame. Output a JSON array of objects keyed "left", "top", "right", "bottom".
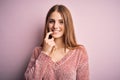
[{"left": 25, "top": 45, "right": 89, "bottom": 80}]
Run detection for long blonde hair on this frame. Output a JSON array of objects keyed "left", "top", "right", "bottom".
[{"left": 41, "top": 4, "right": 79, "bottom": 49}]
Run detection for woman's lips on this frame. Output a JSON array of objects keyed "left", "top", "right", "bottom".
[{"left": 52, "top": 30, "right": 60, "bottom": 34}]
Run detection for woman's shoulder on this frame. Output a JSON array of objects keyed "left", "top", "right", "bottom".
[
  {"left": 74, "top": 44, "right": 86, "bottom": 51},
  {"left": 34, "top": 46, "right": 42, "bottom": 51},
  {"left": 74, "top": 44, "right": 88, "bottom": 56},
  {"left": 32, "top": 46, "right": 42, "bottom": 59}
]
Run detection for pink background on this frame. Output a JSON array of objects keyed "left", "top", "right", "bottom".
[{"left": 0, "top": 0, "right": 120, "bottom": 80}]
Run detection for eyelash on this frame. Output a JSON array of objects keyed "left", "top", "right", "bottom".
[
  {"left": 49, "top": 20, "right": 64, "bottom": 24},
  {"left": 60, "top": 21, "right": 63, "bottom": 24},
  {"left": 49, "top": 20, "right": 54, "bottom": 23}
]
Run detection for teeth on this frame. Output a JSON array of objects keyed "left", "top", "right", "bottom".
[
  {"left": 53, "top": 30, "right": 60, "bottom": 32},
  {"left": 52, "top": 30, "right": 60, "bottom": 33},
  {"left": 54, "top": 31, "right": 59, "bottom": 32}
]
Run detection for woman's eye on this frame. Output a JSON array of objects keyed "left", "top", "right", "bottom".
[
  {"left": 49, "top": 21, "right": 53, "bottom": 23},
  {"left": 60, "top": 21, "right": 64, "bottom": 24},
  {"left": 49, "top": 20, "right": 54, "bottom": 23}
]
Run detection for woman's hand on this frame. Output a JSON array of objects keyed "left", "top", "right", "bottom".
[{"left": 42, "top": 32, "right": 56, "bottom": 56}]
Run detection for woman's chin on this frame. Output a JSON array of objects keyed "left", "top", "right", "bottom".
[{"left": 52, "top": 35, "right": 63, "bottom": 39}]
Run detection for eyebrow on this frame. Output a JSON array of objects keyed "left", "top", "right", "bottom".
[
  {"left": 49, "top": 18, "right": 64, "bottom": 21},
  {"left": 49, "top": 19, "right": 54, "bottom": 21}
]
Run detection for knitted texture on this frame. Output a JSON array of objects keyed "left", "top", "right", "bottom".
[{"left": 25, "top": 45, "right": 89, "bottom": 80}]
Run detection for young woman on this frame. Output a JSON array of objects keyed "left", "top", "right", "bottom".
[{"left": 25, "top": 4, "right": 89, "bottom": 80}]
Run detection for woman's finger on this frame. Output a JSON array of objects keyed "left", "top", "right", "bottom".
[
  {"left": 49, "top": 41, "right": 56, "bottom": 46},
  {"left": 45, "top": 32, "right": 53, "bottom": 40}
]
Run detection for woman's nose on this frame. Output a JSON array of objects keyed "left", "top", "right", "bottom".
[{"left": 54, "top": 22, "right": 59, "bottom": 29}]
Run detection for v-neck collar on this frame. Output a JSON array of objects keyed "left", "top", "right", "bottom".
[{"left": 49, "top": 49, "right": 74, "bottom": 67}]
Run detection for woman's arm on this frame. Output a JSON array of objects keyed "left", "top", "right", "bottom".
[
  {"left": 24, "top": 47, "right": 51, "bottom": 80},
  {"left": 76, "top": 46, "right": 89, "bottom": 80}
]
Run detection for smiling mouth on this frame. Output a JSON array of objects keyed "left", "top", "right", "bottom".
[{"left": 52, "top": 29, "right": 61, "bottom": 33}]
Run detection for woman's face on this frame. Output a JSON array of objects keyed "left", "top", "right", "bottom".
[{"left": 48, "top": 11, "right": 65, "bottom": 39}]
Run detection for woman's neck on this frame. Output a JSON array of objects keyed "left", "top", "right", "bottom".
[{"left": 54, "top": 38, "right": 65, "bottom": 49}]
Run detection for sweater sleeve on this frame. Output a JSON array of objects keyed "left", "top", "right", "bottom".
[
  {"left": 76, "top": 46, "right": 89, "bottom": 80},
  {"left": 24, "top": 47, "right": 51, "bottom": 80}
]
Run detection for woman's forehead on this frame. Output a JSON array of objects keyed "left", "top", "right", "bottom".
[{"left": 49, "top": 11, "right": 63, "bottom": 20}]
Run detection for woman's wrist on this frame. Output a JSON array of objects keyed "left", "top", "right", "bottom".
[{"left": 41, "top": 50, "right": 49, "bottom": 55}]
